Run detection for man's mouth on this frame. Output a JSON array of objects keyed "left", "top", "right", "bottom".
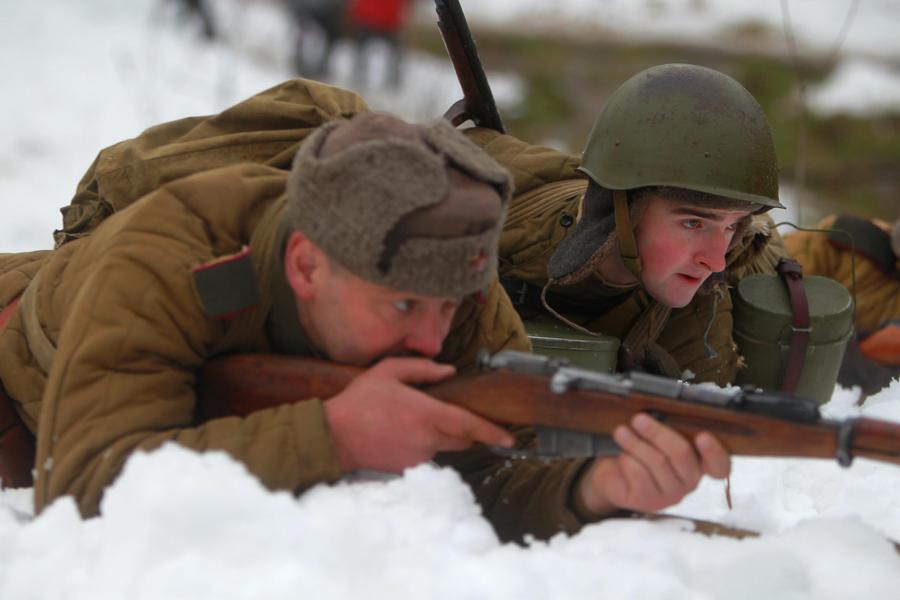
[{"left": 677, "top": 273, "right": 706, "bottom": 284}]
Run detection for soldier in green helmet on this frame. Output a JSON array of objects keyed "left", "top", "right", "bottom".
[
  {"left": 466, "top": 63, "right": 789, "bottom": 384},
  {"left": 43, "top": 66, "right": 787, "bottom": 386}
]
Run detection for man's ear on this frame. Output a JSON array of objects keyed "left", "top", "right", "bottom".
[{"left": 284, "top": 231, "right": 322, "bottom": 300}]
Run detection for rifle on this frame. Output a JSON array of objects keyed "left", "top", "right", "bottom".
[
  {"left": 197, "top": 350, "right": 900, "bottom": 467},
  {"left": 435, "top": 0, "right": 506, "bottom": 133}
]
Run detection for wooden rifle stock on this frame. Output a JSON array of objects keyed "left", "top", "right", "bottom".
[
  {"left": 197, "top": 352, "right": 900, "bottom": 467},
  {"left": 435, "top": 0, "right": 506, "bottom": 133}
]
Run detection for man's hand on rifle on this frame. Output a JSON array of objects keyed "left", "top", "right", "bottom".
[
  {"left": 575, "top": 414, "right": 731, "bottom": 516},
  {"left": 324, "top": 357, "right": 515, "bottom": 473}
]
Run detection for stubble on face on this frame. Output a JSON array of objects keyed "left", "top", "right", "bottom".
[{"left": 296, "top": 261, "right": 459, "bottom": 367}]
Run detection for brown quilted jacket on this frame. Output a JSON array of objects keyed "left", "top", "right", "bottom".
[{"left": 0, "top": 169, "right": 590, "bottom": 543}]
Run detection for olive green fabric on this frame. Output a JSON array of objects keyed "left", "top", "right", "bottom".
[
  {"left": 192, "top": 248, "right": 259, "bottom": 318},
  {"left": 0, "top": 163, "right": 607, "bottom": 543},
  {"left": 467, "top": 127, "right": 786, "bottom": 385},
  {"left": 785, "top": 215, "right": 900, "bottom": 334},
  {"left": 56, "top": 79, "right": 370, "bottom": 247}
]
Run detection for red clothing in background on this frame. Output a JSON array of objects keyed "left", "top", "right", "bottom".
[{"left": 348, "top": 0, "right": 410, "bottom": 32}]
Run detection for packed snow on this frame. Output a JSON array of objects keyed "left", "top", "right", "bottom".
[
  {"left": 808, "top": 58, "right": 900, "bottom": 117},
  {"left": 2, "top": 1, "right": 900, "bottom": 598},
  {"left": 459, "top": 0, "right": 900, "bottom": 61}
]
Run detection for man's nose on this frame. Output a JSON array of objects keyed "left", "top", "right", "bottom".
[
  {"left": 403, "top": 312, "right": 448, "bottom": 358},
  {"left": 694, "top": 232, "right": 729, "bottom": 273}
]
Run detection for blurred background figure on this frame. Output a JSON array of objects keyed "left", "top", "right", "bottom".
[
  {"left": 172, "top": 0, "right": 217, "bottom": 40},
  {"left": 785, "top": 214, "right": 900, "bottom": 395},
  {"left": 288, "top": 0, "right": 347, "bottom": 79},
  {"left": 347, "top": 0, "right": 413, "bottom": 89}
]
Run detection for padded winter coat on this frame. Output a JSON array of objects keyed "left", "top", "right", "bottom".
[
  {"left": 0, "top": 163, "right": 603, "bottom": 543},
  {"left": 463, "top": 128, "right": 788, "bottom": 386},
  {"left": 785, "top": 214, "right": 899, "bottom": 334}
]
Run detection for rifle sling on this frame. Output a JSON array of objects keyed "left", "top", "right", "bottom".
[
  {"left": 828, "top": 214, "right": 899, "bottom": 279},
  {"left": 777, "top": 258, "right": 811, "bottom": 393}
]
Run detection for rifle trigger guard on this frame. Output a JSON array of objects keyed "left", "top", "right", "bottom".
[
  {"left": 536, "top": 427, "right": 621, "bottom": 459},
  {"left": 836, "top": 419, "right": 856, "bottom": 467},
  {"left": 489, "top": 427, "right": 621, "bottom": 461}
]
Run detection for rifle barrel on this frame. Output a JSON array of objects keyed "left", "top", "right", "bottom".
[
  {"left": 197, "top": 354, "right": 900, "bottom": 468},
  {"left": 435, "top": 0, "right": 506, "bottom": 133}
]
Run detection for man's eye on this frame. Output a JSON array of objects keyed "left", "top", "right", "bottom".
[
  {"left": 393, "top": 299, "right": 413, "bottom": 313},
  {"left": 682, "top": 219, "right": 702, "bottom": 229},
  {"left": 726, "top": 222, "right": 740, "bottom": 231}
]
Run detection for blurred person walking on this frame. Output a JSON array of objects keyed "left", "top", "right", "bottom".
[
  {"left": 347, "top": 0, "right": 414, "bottom": 89},
  {"left": 170, "top": 0, "right": 217, "bottom": 40},
  {"left": 288, "top": 0, "right": 347, "bottom": 79}
]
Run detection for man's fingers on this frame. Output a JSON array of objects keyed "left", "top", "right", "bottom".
[
  {"left": 613, "top": 423, "right": 681, "bottom": 495},
  {"left": 372, "top": 357, "right": 456, "bottom": 385},
  {"left": 630, "top": 414, "right": 702, "bottom": 489},
  {"left": 432, "top": 403, "right": 515, "bottom": 449},
  {"left": 695, "top": 432, "right": 731, "bottom": 479},
  {"left": 616, "top": 453, "right": 661, "bottom": 498}
]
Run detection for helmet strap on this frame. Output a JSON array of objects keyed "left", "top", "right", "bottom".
[{"left": 613, "top": 190, "right": 642, "bottom": 278}]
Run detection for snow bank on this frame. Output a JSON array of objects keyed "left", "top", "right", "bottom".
[{"left": 3, "top": 413, "right": 900, "bottom": 600}]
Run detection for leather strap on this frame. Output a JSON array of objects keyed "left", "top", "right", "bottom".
[
  {"left": 613, "top": 190, "right": 642, "bottom": 278},
  {"left": 0, "top": 296, "right": 36, "bottom": 488},
  {"left": 828, "top": 214, "right": 898, "bottom": 278},
  {"left": 777, "top": 258, "right": 811, "bottom": 393}
]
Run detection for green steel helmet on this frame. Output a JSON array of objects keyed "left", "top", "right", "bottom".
[{"left": 578, "top": 63, "right": 783, "bottom": 209}]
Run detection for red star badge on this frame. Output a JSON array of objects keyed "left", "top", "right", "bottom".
[{"left": 470, "top": 249, "right": 488, "bottom": 272}]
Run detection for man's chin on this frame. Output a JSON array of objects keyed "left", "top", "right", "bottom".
[{"left": 646, "top": 284, "right": 698, "bottom": 308}]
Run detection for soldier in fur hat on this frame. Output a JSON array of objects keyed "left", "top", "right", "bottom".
[{"left": 0, "top": 111, "right": 730, "bottom": 543}]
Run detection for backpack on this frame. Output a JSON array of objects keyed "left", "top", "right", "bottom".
[{"left": 55, "top": 78, "right": 369, "bottom": 247}]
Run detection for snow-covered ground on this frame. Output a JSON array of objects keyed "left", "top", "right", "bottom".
[
  {"left": 3, "top": 0, "right": 900, "bottom": 252},
  {"left": 2, "top": 1, "right": 900, "bottom": 598},
  {"left": 458, "top": 0, "right": 900, "bottom": 61}
]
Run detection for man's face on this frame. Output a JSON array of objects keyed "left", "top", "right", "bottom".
[
  {"left": 635, "top": 196, "right": 752, "bottom": 308},
  {"left": 285, "top": 233, "right": 461, "bottom": 366}
]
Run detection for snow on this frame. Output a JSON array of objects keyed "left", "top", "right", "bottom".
[
  {"left": 670, "top": 382, "right": 900, "bottom": 541},
  {"left": 808, "top": 59, "right": 900, "bottom": 117},
  {"left": 459, "top": 0, "right": 900, "bottom": 61},
  {"left": 4, "top": 418, "right": 900, "bottom": 600},
  {"left": 2, "top": 1, "right": 900, "bottom": 597}
]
